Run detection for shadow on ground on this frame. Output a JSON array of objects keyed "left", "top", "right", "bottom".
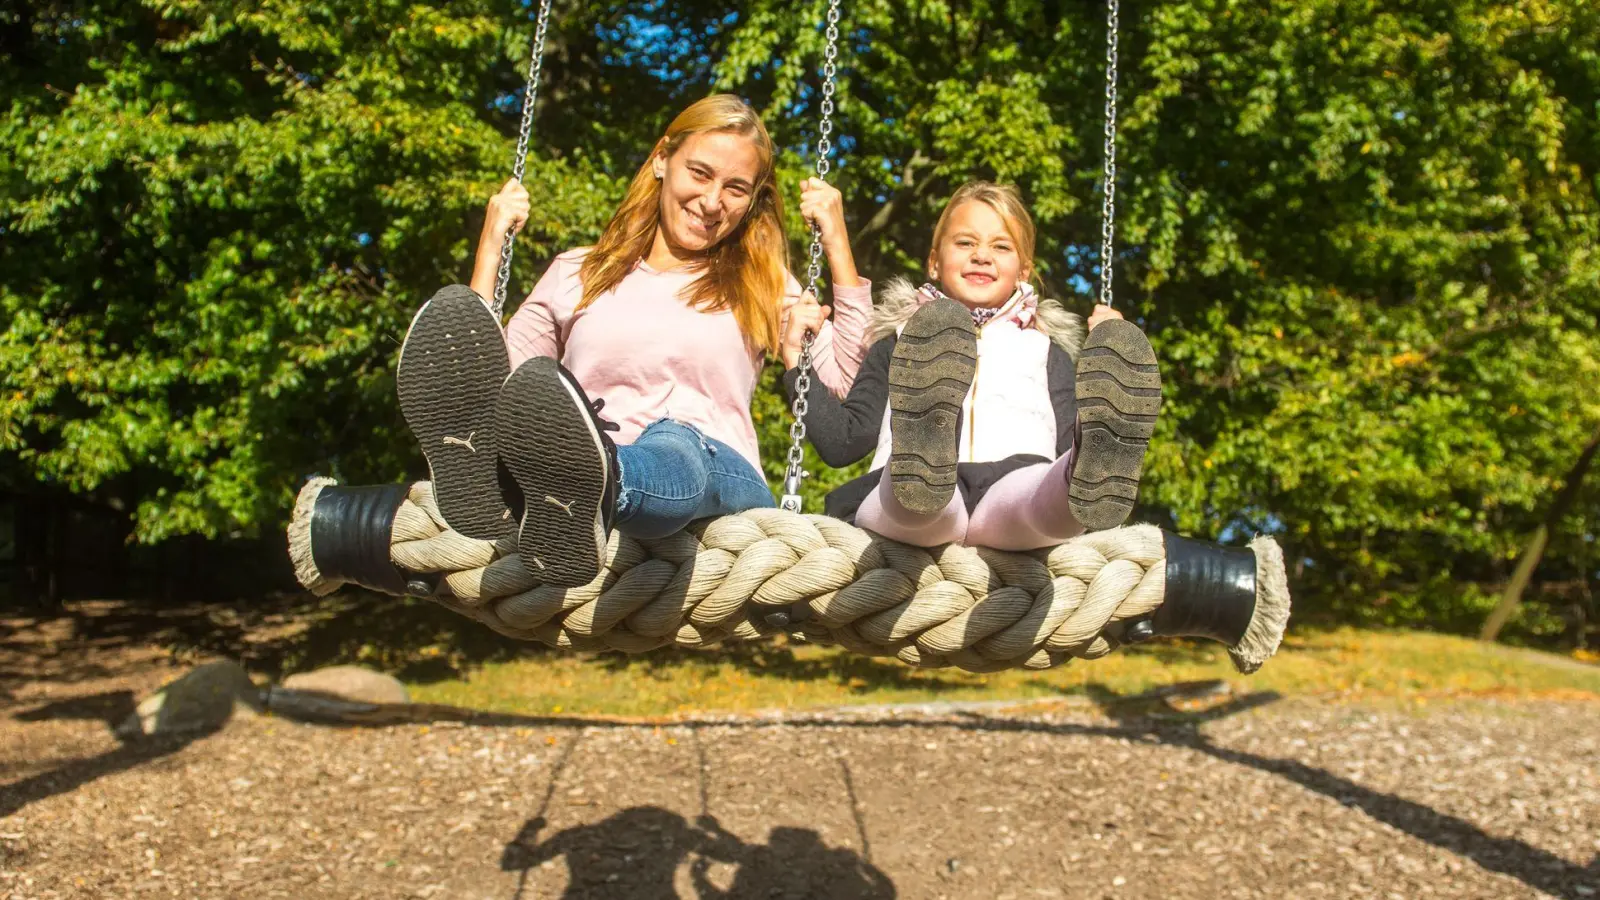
[
  {"left": 499, "top": 809, "right": 896, "bottom": 900},
  {"left": 497, "top": 726, "right": 895, "bottom": 899},
  {"left": 0, "top": 593, "right": 1219, "bottom": 693},
  {"left": 1, "top": 686, "right": 218, "bottom": 819},
  {"left": 0, "top": 593, "right": 530, "bottom": 685}
]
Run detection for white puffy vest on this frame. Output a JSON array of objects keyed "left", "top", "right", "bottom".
[{"left": 867, "top": 293, "right": 1058, "bottom": 470}]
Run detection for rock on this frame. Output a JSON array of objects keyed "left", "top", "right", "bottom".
[
  {"left": 282, "top": 665, "right": 409, "bottom": 704},
  {"left": 116, "top": 660, "right": 262, "bottom": 738}
]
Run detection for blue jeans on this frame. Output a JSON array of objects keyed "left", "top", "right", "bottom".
[{"left": 614, "top": 419, "right": 775, "bottom": 539}]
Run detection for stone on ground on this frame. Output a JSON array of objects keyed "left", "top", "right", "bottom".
[{"left": 281, "top": 664, "right": 410, "bottom": 704}]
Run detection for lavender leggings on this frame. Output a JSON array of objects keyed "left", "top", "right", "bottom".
[{"left": 854, "top": 449, "right": 1084, "bottom": 550}]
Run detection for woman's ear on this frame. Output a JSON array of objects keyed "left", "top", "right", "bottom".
[
  {"left": 652, "top": 151, "right": 666, "bottom": 180},
  {"left": 927, "top": 252, "right": 939, "bottom": 282}
]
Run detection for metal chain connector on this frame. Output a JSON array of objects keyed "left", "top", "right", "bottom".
[
  {"left": 492, "top": 0, "right": 555, "bottom": 320},
  {"left": 781, "top": 0, "right": 844, "bottom": 513},
  {"left": 1097, "top": 0, "right": 1120, "bottom": 311}
]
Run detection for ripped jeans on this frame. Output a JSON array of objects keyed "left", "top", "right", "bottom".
[{"left": 614, "top": 418, "right": 776, "bottom": 539}]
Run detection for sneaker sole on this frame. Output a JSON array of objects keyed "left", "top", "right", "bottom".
[
  {"left": 1071, "top": 318, "right": 1162, "bottom": 531},
  {"left": 396, "top": 285, "right": 513, "bottom": 541},
  {"left": 494, "top": 357, "right": 609, "bottom": 588},
  {"left": 888, "top": 298, "right": 978, "bottom": 516}
]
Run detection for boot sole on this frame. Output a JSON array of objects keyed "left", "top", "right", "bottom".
[
  {"left": 888, "top": 298, "right": 977, "bottom": 515},
  {"left": 396, "top": 286, "right": 513, "bottom": 541},
  {"left": 1071, "top": 318, "right": 1161, "bottom": 531},
  {"left": 494, "top": 357, "right": 609, "bottom": 588}
]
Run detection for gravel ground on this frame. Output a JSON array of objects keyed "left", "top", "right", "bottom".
[
  {"left": 3, "top": 695, "right": 1596, "bottom": 898},
  {"left": 3, "top": 612, "right": 1598, "bottom": 899}
]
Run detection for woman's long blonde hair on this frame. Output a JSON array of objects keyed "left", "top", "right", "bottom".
[{"left": 577, "top": 94, "right": 787, "bottom": 353}]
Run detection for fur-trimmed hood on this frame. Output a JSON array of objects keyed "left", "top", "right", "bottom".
[{"left": 867, "top": 276, "right": 1084, "bottom": 359}]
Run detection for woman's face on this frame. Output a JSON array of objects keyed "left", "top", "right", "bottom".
[
  {"left": 652, "top": 130, "right": 763, "bottom": 255},
  {"left": 928, "top": 201, "right": 1025, "bottom": 309}
]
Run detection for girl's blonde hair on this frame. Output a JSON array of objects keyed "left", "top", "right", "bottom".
[
  {"left": 578, "top": 94, "right": 787, "bottom": 353},
  {"left": 927, "top": 181, "right": 1037, "bottom": 282}
]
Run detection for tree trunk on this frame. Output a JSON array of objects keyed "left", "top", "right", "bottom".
[{"left": 1482, "top": 422, "right": 1600, "bottom": 641}]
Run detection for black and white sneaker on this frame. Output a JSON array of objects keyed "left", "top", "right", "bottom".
[
  {"left": 1070, "top": 318, "right": 1162, "bottom": 531},
  {"left": 494, "top": 356, "right": 620, "bottom": 588},
  {"left": 395, "top": 285, "right": 514, "bottom": 541},
  {"left": 887, "top": 296, "right": 979, "bottom": 515}
]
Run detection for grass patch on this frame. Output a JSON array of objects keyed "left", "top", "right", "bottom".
[{"left": 407, "top": 627, "right": 1600, "bottom": 719}]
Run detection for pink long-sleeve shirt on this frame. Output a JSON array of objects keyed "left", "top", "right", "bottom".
[{"left": 505, "top": 248, "right": 872, "bottom": 471}]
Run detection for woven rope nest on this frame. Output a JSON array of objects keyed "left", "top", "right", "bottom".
[{"left": 290, "top": 479, "right": 1290, "bottom": 674}]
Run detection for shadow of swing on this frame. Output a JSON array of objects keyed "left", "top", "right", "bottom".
[
  {"left": 1, "top": 688, "right": 218, "bottom": 819},
  {"left": 500, "top": 808, "right": 897, "bottom": 900},
  {"left": 497, "top": 730, "right": 895, "bottom": 899}
]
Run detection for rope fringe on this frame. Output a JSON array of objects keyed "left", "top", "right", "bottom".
[{"left": 287, "top": 477, "right": 337, "bottom": 596}]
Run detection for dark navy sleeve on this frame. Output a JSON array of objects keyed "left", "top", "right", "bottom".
[
  {"left": 1046, "top": 343, "right": 1078, "bottom": 457},
  {"left": 783, "top": 336, "right": 893, "bottom": 467}
]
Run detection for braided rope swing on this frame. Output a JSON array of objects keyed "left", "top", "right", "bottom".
[
  {"left": 289, "top": 479, "right": 1291, "bottom": 675},
  {"left": 288, "top": 3, "right": 1297, "bottom": 677}
]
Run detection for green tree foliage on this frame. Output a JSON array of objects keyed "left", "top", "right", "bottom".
[
  {"left": 4, "top": 0, "right": 1598, "bottom": 626},
  {"left": 0, "top": 0, "right": 685, "bottom": 539}
]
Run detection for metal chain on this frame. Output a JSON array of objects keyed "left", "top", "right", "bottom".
[
  {"left": 804, "top": 0, "right": 842, "bottom": 298},
  {"left": 492, "top": 0, "right": 555, "bottom": 320},
  {"left": 781, "top": 0, "right": 844, "bottom": 513},
  {"left": 1098, "top": 0, "right": 1120, "bottom": 310}
]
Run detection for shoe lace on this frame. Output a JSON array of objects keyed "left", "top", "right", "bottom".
[{"left": 589, "top": 398, "right": 621, "bottom": 434}]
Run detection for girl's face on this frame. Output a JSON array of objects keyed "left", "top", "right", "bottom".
[
  {"left": 928, "top": 200, "right": 1025, "bottom": 308},
  {"left": 652, "top": 130, "right": 763, "bottom": 256}
]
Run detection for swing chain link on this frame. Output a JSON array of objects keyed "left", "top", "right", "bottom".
[
  {"left": 781, "top": 0, "right": 844, "bottom": 513},
  {"left": 492, "top": 0, "right": 555, "bottom": 320},
  {"left": 1098, "top": 0, "right": 1119, "bottom": 310}
]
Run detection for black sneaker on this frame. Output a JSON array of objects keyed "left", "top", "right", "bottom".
[
  {"left": 493, "top": 356, "right": 620, "bottom": 588},
  {"left": 887, "top": 296, "right": 978, "bottom": 515},
  {"left": 1070, "top": 318, "right": 1162, "bottom": 531},
  {"left": 395, "top": 285, "right": 514, "bottom": 541}
]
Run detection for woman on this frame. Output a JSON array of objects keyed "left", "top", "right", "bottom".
[{"left": 397, "top": 94, "right": 869, "bottom": 588}]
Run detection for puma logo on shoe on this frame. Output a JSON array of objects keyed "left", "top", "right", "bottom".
[
  {"left": 396, "top": 287, "right": 513, "bottom": 542},
  {"left": 493, "top": 356, "right": 617, "bottom": 589}
]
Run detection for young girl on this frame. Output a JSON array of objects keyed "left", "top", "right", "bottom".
[
  {"left": 397, "top": 94, "right": 868, "bottom": 587},
  {"left": 779, "top": 181, "right": 1160, "bottom": 548}
]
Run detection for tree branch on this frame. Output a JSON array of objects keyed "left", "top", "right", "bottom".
[{"left": 853, "top": 149, "right": 935, "bottom": 250}]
